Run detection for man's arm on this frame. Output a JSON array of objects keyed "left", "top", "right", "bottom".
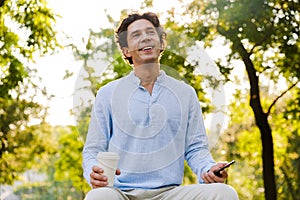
[
  {"left": 184, "top": 89, "right": 216, "bottom": 183},
  {"left": 82, "top": 89, "right": 111, "bottom": 186}
]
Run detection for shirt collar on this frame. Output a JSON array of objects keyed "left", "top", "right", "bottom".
[{"left": 128, "top": 70, "right": 166, "bottom": 86}]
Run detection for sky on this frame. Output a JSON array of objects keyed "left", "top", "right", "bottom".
[{"left": 33, "top": 0, "right": 239, "bottom": 136}]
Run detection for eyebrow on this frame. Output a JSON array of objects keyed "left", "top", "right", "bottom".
[
  {"left": 129, "top": 27, "right": 156, "bottom": 38},
  {"left": 129, "top": 30, "right": 140, "bottom": 38}
]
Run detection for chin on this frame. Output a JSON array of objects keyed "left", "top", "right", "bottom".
[
  {"left": 143, "top": 55, "right": 160, "bottom": 63},
  {"left": 144, "top": 59, "right": 159, "bottom": 65}
]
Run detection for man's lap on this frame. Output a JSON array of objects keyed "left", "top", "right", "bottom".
[{"left": 84, "top": 184, "right": 239, "bottom": 200}]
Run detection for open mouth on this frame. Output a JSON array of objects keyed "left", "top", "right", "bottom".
[{"left": 138, "top": 46, "right": 154, "bottom": 51}]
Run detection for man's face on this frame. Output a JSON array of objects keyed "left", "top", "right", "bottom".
[{"left": 124, "top": 19, "right": 162, "bottom": 66}]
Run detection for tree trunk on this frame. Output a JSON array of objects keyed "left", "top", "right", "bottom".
[{"left": 233, "top": 40, "right": 277, "bottom": 200}]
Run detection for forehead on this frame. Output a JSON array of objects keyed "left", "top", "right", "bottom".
[{"left": 127, "top": 19, "right": 155, "bottom": 33}]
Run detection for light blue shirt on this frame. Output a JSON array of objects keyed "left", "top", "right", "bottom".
[{"left": 82, "top": 70, "right": 216, "bottom": 190}]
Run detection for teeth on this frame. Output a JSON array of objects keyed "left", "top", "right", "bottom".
[{"left": 141, "top": 46, "right": 153, "bottom": 51}]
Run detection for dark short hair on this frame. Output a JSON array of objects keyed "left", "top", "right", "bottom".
[{"left": 115, "top": 12, "right": 167, "bottom": 64}]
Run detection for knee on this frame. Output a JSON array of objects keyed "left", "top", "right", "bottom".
[
  {"left": 84, "top": 187, "right": 120, "bottom": 200},
  {"left": 214, "top": 183, "right": 239, "bottom": 200}
]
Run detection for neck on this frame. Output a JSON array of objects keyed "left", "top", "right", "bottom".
[{"left": 133, "top": 63, "right": 160, "bottom": 84}]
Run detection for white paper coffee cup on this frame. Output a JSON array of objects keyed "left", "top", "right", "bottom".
[{"left": 97, "top": 152, "right": 120, "bottom": 186}]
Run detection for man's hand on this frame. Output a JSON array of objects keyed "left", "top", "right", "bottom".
[
  {"left": 201, "top": 162, "right": 228, "bottom": 184},
  {"left": 90, "top": 166, "right": 121, "bottom": 188}
]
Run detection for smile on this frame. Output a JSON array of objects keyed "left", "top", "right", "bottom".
[{"left": 138, "top": 46, "right": 154, "bottom": 51}]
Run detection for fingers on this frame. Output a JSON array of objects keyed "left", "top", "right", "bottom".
[
  {"left": 90, "top": 172, "right": 108, "bottom": 188},
  {"left": 90, "top": 166, "right": 108, "bottom": 188},
  {"left": 92, "top": 165, "right": 103, "bottom": 174},
  {"left": 90, "top": 166, "right": 121, "bottom": 188},
  {"left": 201, "top": 163, "right": 229, "bottom": 184},
  {"left": 219, "top": 169, "right": 228, "bottom": 179},
  {"left": 116, "top": 168, "right": 121, "bottom": 175},
  {"left": 214, "top": 162, "right": 229, "bottom": 179},
  {"left": 202, "top": 170, "right": 225, "bottom": 183}
]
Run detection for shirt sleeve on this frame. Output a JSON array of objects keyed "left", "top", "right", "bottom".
[
  {"left": 184, "top": 89, "right": 216, "bottom": 183},
  {"left": 82, "top": 88, "right": 112, "bottom": 187}
]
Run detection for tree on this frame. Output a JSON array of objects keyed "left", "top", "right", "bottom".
[
  {"left": 214, "top": 85, "right": 300, "bottom": 199},
  {"left": 180, "top": 0, "right": 299, "bottom": 199},
  {"left": 0, "top": 0, "right": 60, "bottom": 183},
  {"left": 214, "top": 89, "right": 265, "bottom": 199}
]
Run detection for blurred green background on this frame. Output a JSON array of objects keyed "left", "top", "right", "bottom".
[{"left": 0, "top": 0, "right": 299, "bottom": 199}]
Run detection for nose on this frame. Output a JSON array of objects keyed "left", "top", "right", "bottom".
[{"left": 140, "top": 32, "right": 151, "bottom": 42}]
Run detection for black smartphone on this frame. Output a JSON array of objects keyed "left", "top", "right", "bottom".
[{"left": 214, "top": 160, "right": 235, "bottom": 177}]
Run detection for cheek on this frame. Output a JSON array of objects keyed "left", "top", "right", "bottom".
[{"left": 128, "top": 38, "right": 139, "bottom": 47}]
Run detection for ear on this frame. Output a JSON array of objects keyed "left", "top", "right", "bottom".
[
  {"left": 160, "top": 43, "right": 165, "bottom": 52},
  {"left": 122, "top": 47, "right": 131, "bottom": 58}
]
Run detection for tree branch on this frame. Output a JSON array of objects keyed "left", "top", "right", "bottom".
[
  {"left": 266, "top": 80, "right": 300, "bottom": 116},
  {"left": 0, "top": 0, "right": 4, "bottom": 7}
]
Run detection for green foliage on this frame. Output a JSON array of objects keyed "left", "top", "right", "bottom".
[
  {"left": 182, "top": 160, "right": 197, "bottom": 185},
  {"left": 160, "top": 50, "right": 211, "bottom": 113},
  {"left": 211, "top": 90, "right": 263, "bottom": 199},
  {"left": 54, "top": 126, "right": 90, "bottom": 194},
  {"left": 1, "top": 0, "right": 60, "bottom": 56},
  {"left": 12, "top": 125, "right": 89, "bottom": 199},
  {"left": 55, "top": 1, "right": 299, "bottom": 199},
  {"left": 180, "top": 0, "right": 299, "bottom": 199},
  {"left": 271, "top": 91, "right": 300, "bottom": 200},
  {"left": 185, "top": 0, "right": 300, "bottom": 82},
  {"left": 212, "top": 86, "right": 300, "bottom": 200},
  {"left": 0, "top": 122, "right": 56, "bottom": 184},
  {"left": 0, "top": 0, "right": 61, "bottom": 184}
]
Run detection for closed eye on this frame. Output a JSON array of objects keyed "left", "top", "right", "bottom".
[
  {"left": 147, "top": 30, "right": 156, "bottom": 35},
  {"left": 132, "top": 33, "right": 140, "bottom": 39},
  {"left": 129, "top": 30, "right": 141, "bottom": 39}
]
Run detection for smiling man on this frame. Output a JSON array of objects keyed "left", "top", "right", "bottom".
[
  {"left": 82, "top": 12, "right": 239, "bottom": 200},
  {"left": 124, "top": 19, "right": 161, "bottom": 64}
]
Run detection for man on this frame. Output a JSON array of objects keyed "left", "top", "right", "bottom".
[{"left": 82, "top": 12, "right": 239, "bottom": 200}]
